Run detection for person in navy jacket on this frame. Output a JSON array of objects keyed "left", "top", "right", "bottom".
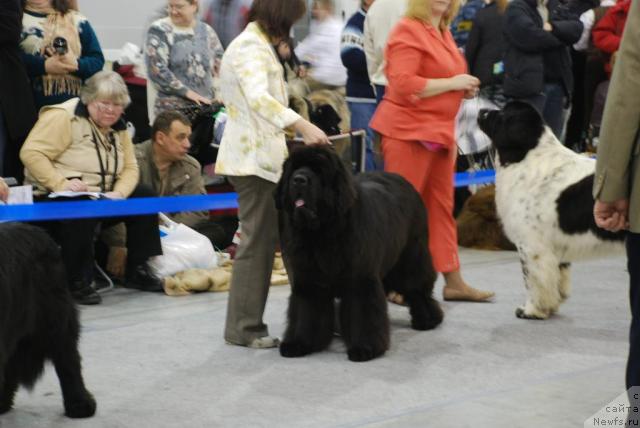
[{"left": 340, "top": 0, "right": 379, "bottom": 170}]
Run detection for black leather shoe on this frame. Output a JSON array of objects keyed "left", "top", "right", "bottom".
[
  {"left": 125, "top": 263, "right": 164, "bottom": 292},
  {"left": 71, "top": 283, "right": 102, "bottom": 305}
]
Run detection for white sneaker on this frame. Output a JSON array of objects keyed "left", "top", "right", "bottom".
[{"left": 247, "top": 336, "right": 280, "bottom": 349}]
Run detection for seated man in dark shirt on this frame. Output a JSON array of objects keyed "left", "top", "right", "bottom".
[{"left": 102, "top": 111, "right": 234, "bottom": 277}]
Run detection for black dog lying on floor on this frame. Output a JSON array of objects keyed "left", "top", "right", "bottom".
[
  {"left": 0, "top": 223, "right": 96, "bottom": 418},
  {"left": 275, "top": 145, "right": 443, "bottom": 362}
]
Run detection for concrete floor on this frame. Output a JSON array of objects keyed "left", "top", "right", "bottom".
[{"left": 1, "top": 249, "right": 632, "bottom": 428}]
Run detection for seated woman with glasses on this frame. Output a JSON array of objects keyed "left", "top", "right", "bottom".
[
  {"left": 145, "top": 0, "right": 224, "bottom": 118},
  {"left": 20, "top": 71, "right": 164, "bottom": 305}
]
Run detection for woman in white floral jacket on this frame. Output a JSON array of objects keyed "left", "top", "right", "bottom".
[{"left": 216, "top": 0, "right": 329, "bottom": 349}]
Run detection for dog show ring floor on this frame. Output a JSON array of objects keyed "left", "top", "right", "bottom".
[{"left": 2, "top": 249, "right": 631, "bottom": 428}]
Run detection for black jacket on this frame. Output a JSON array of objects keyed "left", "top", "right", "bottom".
[
  {"left": 0, "top": 0, "right": 36, "bottom": 145},
  {"left": 465, "top": 3, "right": 507, "bottom": 87},
  {"left": 503, "top": 0, "right": 583, "bottom": 98}
]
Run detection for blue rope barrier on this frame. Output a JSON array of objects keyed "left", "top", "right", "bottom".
[
  {"left": 0, "top": 171, "right": 495, "bottom": 222},
  {"left": 454, "top": 169, "right": 496, "bottom": 187},
  {"left": 0, "top": 193, "right": 238, "bottom": 222}
]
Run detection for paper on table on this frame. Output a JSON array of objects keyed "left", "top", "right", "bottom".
[
  {"left": 48, "top": 191, "right": 108, "bottom": 200},
  {"left": 8, "top": 185, "right": 33, "bottom": 205}
]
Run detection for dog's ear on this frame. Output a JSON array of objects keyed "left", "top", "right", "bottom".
[
  {"left": 321, "top": 147, "right": 356, "bottom": 215},
  {"left": 275, "top": 156, "right": 293, "bottom": 210},
  {"left": 504, "top": 101, "right": 545, "bottom": 141}
]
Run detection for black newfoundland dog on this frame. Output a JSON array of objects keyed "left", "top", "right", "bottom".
[
  {"left": 0, "top": 223, "right": 96, "bottom": 417},
  {"left": 275, "top": 145, "right": 443, "bottom": 362}
]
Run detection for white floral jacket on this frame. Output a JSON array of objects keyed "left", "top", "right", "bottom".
[{"left": 214, "top": 22, "right": 301, "bottom": 183}]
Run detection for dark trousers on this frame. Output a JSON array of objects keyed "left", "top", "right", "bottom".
[
  {"left": 374, "top": 84, "right": 386, "bottom": 105},
  {"left": 39, "top": 185, "right": 162, "bottom": 288},
  {"left": 627, "top": 233, "right": 640, "bottom": 425}
]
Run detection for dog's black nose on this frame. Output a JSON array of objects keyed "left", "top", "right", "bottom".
[{"left": 293, "top": 174, "right": 309, "bottom": 187}]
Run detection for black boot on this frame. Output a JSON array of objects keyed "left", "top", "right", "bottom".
[
  {"left": 125, "top": 262, "right": 164, "bottom": 292},
  {"left": 70, "top": 281, "right": 102, "bottom": 305}
]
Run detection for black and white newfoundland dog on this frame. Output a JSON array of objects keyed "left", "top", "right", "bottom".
[
  {"left": 478, "top": 101, "right": 626, "bottom": 320},
  {"left": 275, "top": 145, "right": 443, "bottom": 362},
  {"left": 0, "top": 223, "right": 96, "bottom": 417}
]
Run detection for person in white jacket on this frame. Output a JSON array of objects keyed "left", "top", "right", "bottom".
[
  {"left": 216, "top": 0, "right": 329, "bottom": 349},
  {"left": 363, "top": 0, "right": 408, "bottom": 102},
  {"left": 295, "top": 0, "right": 347, "bottom": 89}
]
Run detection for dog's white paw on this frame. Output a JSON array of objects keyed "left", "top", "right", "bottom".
[{"left": 515, "top": 306, "right": 548, "bottom": 320}]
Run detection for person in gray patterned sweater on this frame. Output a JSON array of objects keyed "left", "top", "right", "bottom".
[{"left": 145, "top": 0, "right": 224, "bottom": 118}]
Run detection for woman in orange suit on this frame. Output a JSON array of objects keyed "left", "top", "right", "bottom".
[{"left": 370, "top": 0, "right": 494, "bottom": 302}]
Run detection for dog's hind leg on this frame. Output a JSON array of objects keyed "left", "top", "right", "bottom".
[
  {"left": 515, "top": 250, "right": 563, "bottom": 320},
  {"left": 280, "top": 288, "right": 334, "bottom": 358},
  {"left": 49, "top": 313, "right": 96, "bottom": 418},
  {"left": 340, "top": 278, "right": 390, "bottom": 362},
  {"left": 384, "top": 240, "right": 442, "bottom": 330},
  {"left": 558, "top": 263, "right": 572, "bottom": 302}
]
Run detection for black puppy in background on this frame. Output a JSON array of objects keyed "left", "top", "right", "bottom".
[{"left": 0, "top": 223, "right": 96, "bottom": 418}]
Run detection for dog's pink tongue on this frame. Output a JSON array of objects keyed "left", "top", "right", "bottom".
[{"left": 295, "top": 199, "right": 305, "bottom": 208}]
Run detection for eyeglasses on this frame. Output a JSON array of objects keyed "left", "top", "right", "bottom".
[{"left": 95, "top": 101, "right": 124, "bottom": 113}]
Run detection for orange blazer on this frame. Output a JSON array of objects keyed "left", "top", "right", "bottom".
[{"left": 370, "top": 18, "right": 467, "bottom": 147}]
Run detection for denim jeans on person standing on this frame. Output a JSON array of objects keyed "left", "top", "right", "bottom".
[{"left": 348, "top": 100, "right": 379, "bottom": 171}]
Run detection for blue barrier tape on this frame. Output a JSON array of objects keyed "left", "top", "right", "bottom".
[
  {"left": 0, "top": 171, "right": 495, "bottom": 222},
  {"left": 454, "top": 169, "right": 496, "bottom": 187},
  {"left": 0, "top": 193, "right": 238, "bottom": 222}
]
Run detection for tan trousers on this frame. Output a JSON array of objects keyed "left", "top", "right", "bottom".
[{"left": 224, "top": 176, "right": 278, "bottom": 345}]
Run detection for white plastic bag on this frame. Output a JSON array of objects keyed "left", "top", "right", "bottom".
[
  {"left": 148, "top": 214, "right": 218, "bottom": 277},
  {"left": 455, "top": 96, "right": 498, "bottom": 154}
]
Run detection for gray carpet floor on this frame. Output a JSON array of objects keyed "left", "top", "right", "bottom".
[{"left": 1, "top": 249, "right": 631, "bottom": 428}]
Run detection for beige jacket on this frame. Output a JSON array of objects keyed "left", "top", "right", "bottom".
[
  {"left": 214, "top": 22, "right": 301, "bottom": 183},
  {"left": 363, "top": 0, "right": 408, "bottom": 87},
  {"left": 20, "top": 98, "right": 138, "bottom": 196},
  {"left": 593, "top": 0, "right": 640, "bottom": 232}
]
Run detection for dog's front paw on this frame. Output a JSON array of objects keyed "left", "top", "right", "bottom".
[
  {"left": 64, "top": 391, "right": 96, "bottom": 418},
  {"left": 279, "top": 341, "right": 312, "bottom": 358},
  {"left": 347, "top": 346, "right": 384, "bottom": 362},
  {"left": 515, "top": 306, "right": 547, "bottom": 320}
]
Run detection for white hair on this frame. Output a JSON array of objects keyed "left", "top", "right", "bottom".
[{"left": 80, "top": 70, "right": 131, "bottom": 107}]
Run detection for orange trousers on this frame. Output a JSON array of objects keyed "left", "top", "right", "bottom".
[{"left": 382, "top": 137, "right": 460, "bottom": 273}]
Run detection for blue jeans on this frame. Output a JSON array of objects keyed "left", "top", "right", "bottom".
[{"left": 348, "top": 101, "right": 380, "bottom": 171}]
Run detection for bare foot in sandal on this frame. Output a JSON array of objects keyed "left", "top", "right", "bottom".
[{"left": 443, "top": 270, "right": 494, "bottom": 302}]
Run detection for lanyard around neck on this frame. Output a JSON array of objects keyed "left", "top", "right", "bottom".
[{"left": 89, "top": 126, "right": 119, "bottom": 192}]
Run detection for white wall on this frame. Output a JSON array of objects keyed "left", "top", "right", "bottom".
[
  {"left": 78, "top": 0, "right": 165, "bottom": 58},
  {"left": 334, "top": 0, "right": 360, "bottom": 20},
  {"left": 78, "top": 0, "right": 361, "bottom": 58}
]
